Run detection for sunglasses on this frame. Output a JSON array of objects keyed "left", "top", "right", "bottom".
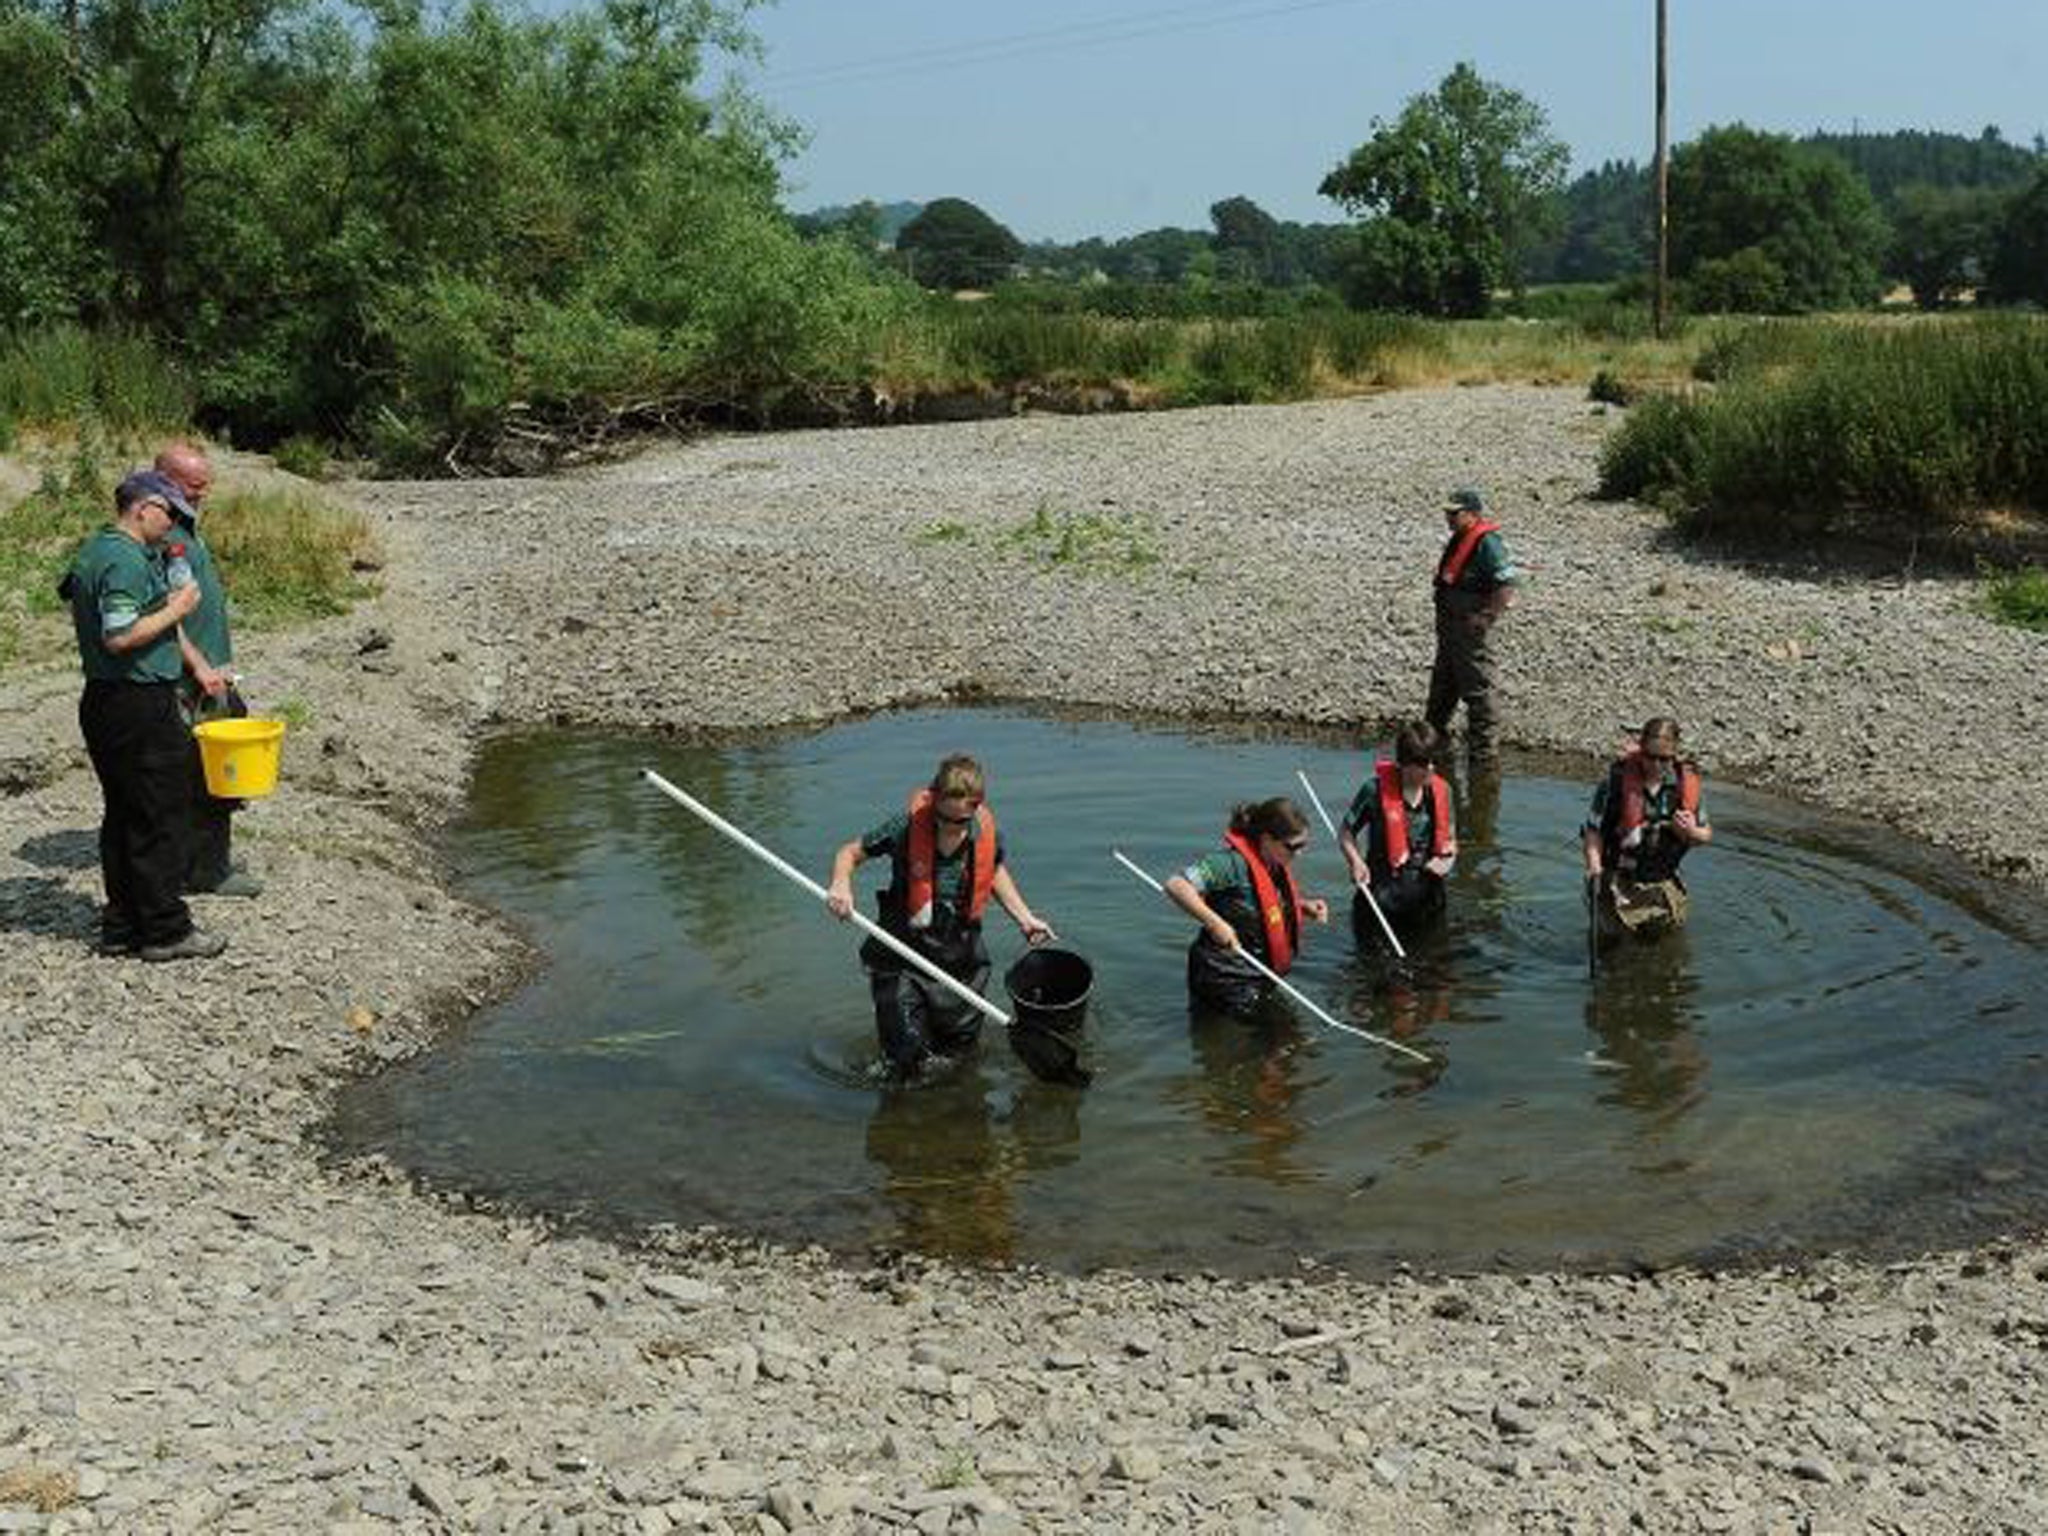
[
  {"left": 1280, "top": 836, "right": 1309, "bottom": 853},
  {"left": 934, "top": 806, "right": 980, "bottom": 826}
]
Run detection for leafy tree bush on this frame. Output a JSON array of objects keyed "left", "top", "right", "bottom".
[
  {"left": 1669, "top": 126, "right": 1889, "bottom": 313},
  {"left": 895, "top": 198, "right": 1023, "bottom": 292},
  {"left": 1319, "top": 63, "right": 1567, "bottom": 317},
  {"left": 0, "top": 0, "right": 907, "bottom": 467},
  {"left": 1891, "top": 184, "right": 2005, "bottom": 308},
  {"left": 1983, "top": 168, "right": 2048, "bottom": 308}
]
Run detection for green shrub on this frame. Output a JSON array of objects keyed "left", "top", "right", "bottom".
[
  {"left": 271, "top": 435, "right": 331, "bottom": 481},
  {"left": 1981, "top": 565, "right": 2048, "bottom": 631},
  {"left": 0, "top": 327, "right": 192, "bottom": 434},
  {"left": 1603, "top": 317, "right": 2048, "bottom": 550}
]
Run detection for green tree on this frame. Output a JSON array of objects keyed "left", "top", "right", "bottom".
[
  {"left": 894, "top": 197, "right": 1022, "bottom": 291},
  {"left": 1669, "top": 125, "right": 1889, "bottom": 313},
  {"left": 1983, "top": 168, "right": 2048, "bottom": 307},
  {"left": 1318, "top": 62, "right": 1567, "bottom": 316},
  {"left": 1209, "top": 195, "right": 1290, "bottom": 285},
  {"left": 1891, "top": 184, "right": 2004, "bottom": 308}
]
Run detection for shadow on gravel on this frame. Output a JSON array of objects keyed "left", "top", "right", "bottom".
[
  {"left": 0, "top": 874, "right": 99, "bottom": 938},
  {"left": 16, "top": 828, "right": 98, "bottom": 871}
]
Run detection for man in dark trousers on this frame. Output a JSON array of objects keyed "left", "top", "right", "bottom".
[
  {"left": 155, "top": 441, "right": 262, "bottom": 898},
  {"left": 64, "top": 471, "right": 228, "bottom": 961},
  {"left": 1425, "top": 486, "right": 1516, "bottom": 769}
]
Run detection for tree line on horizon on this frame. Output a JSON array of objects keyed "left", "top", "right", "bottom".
[{"left": 809, "top": 106, "right": 2048, "bottom": 317}]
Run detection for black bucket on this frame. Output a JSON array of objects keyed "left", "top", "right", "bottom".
[
  {"left": 1003, "top": 948, "right": 1095, "bottom": 1089},
  {"left": 1004, "top": 947, "right": 1093, "bottom": 1034}
]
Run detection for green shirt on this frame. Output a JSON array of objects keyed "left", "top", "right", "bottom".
[
  {"left": 1181, "top": 847, "right": 1254, "bottom": 900},
  {"left": 171, "top": 517, "right": 232, "bottom": 666},
  {"left": 67, "top": 528, "right": 182, "bottom": 684}
]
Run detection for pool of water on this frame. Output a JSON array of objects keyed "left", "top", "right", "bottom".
[{"left": 326, "top": 709, "right": 2048, "bottom": 1274}]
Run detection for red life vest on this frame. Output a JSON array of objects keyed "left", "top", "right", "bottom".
[
  {"left": 1222, "top": 828, "right": 1300, "bottom": 974},
  {"left": 1437, "top": 519, "right": 1503, "bottom": 587},
  {"left": 1617, "top": 749, "right": 1700, "bottom": 836},
  {"left": 904, "top": 789, "right": 997, "bottom": 930},
  {"left": 1375, "top": 760, "right": 1453, "bottom": 869}
]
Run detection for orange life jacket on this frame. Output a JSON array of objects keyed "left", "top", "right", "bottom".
[
  {"left": 904, "top": 788, "right": 996, "bottom": 930},
  {"left": 1375, "top": 760, "right": 1453, "bottom": 869},
  {"left": 1222, "top": 828, "right": 1300, "bottom": 974},
  {"left": 1617, "top": 749, "right": 1700, "bottom": 835},
  {"left": 1436, "top": 519, "right": 1503, "bottom": 587}
]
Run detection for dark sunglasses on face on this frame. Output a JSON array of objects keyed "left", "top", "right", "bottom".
[
  {"left": 1280, "top": 836, "right": 1308, "bottom": 852},
  {"left": 935, "top": 806, "right": 979, "bottom": 827}
]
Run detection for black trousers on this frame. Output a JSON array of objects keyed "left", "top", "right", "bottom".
[
  {"left": 79, "top": 681, "right": 193, "bottom": 946},
  {"left": 181, "top": 681, "right": 244, "bottom": 890},
  {"left": 864, "top": 928, "right": 989, "bottom": 1074}
]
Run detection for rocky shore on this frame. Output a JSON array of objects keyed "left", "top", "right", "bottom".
[{"left": 4, "top": 385, "right": 2046, "bottom": 1533}]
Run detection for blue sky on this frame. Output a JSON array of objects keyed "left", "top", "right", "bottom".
[{"left": 718, "top": 0, "right": 2048, "bottom": 242}]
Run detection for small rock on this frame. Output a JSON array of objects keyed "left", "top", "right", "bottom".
[
  {"left": 644, "top": 1274, "right": 722, "bottom": 1308},
  {"left": 1110, "top": 1445, "right": 1162, "bottom": 1482},
  {"left": 1790, "top": 1456, "right": 1839, "bottom": 1485}
]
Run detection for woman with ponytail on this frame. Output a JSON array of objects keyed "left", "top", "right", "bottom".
[{"left": 1163, "top": 797, "right": 1330, "bottom": 1015}]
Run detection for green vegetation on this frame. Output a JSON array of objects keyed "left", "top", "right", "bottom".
[
  {"left": 0, "top": 327, "right": 193, "bottom": 444},
  {"left": 895, "top": 198, "right": 1024, "bottom": 291},
  {"left": 1319, "top": 63, "right": 1568, "bottom": 317},
  {"left": 998, "top": 501, "right": 1161, "bottom": 575},
  {"left": 1669, "top": 127, "right": 1890, "bottom": 313},
  {"left": 1980, "top": 565, "right": 2048, "bottom": 631},
  {"left": 1598, "top": 317, "right": 2048, "bottom": 554}
]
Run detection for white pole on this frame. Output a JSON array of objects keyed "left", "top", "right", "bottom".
[
  {"left": 1110, "top": 849, "right": 1431, "bottom": 1065},
  {"left": 1295, "top": 768, "right": 1407, "bottom": 960},
  {"left": 641, "top": 768, "right": 1012, "bottom": 1027}
]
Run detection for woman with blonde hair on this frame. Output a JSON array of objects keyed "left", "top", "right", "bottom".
[{"left": 827, "top": 753, "right": 1052, "bottom": 1075}]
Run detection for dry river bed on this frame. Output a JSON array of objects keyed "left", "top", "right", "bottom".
[{"left": 3, "top": 386, "right": 2047, "bottom": 1534}]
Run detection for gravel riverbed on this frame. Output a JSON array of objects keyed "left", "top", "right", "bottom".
[{"left": 4, "top": 385, "right": 2046, "bottom": 1533}]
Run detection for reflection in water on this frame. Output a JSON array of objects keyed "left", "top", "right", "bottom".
[
  {"left": 863, "top": 1070, "right": 1083, "bottom": 1264},
  {"left": 1173, "top": 1005, "right": 1320, "bottom": 1186},
  {"left": 1584, "top": 930, "right": 1710, "bottom": 1129}
]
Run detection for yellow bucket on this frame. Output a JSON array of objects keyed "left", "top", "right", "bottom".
[{"left": 193, "top": 718, "right": 287, "bottom": 799}]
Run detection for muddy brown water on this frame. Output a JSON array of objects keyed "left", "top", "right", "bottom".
[{"left": 327, "top": 709, "right": 2048, "bottom": 1275}]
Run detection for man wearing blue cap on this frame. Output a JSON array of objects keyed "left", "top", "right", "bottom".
[
  {"left": 61, "top": 471, "right": 229, "bottom": 960},
  {"left": 1425, "top": 486, "right": 1516, "bottom": 768}
]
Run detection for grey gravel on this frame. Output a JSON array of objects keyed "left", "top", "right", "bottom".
[{"left": 2, "top": 387, "right": 2046, "bottom": 1532}]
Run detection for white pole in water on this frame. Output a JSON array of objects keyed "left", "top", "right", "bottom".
[
  {"left": 641, "top": 768, "right": 1012, "bottom": 1028},
  {"left": 1109, "top": 849, "right": 1432, "bottom": 1065},
  {"left": 1295, "top": 768, "right": 1407, "bottom": 960}
]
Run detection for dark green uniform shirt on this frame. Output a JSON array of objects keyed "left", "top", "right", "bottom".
[
  {"left": 67, "top": 528, "right": 182, "bottom": 684},
  {"left": 171, "top": 517, "right": 232, "bottom": 666}
]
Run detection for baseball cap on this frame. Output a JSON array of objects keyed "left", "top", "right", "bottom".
[
  {"left": 114, "top": 469, "right": 194, "bottom": 519},
  {"left": 1442, "top": 487, "right": 1486, "bottom": 514}
]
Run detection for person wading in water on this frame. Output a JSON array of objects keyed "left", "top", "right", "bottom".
[
  {"left": 826, "top": 754, "right": 1053, "bottom": 1077},
  {"left": 1582, "top": 716, "right": 1713, "bottom": 943},
  {"left": 1339, "top": 722, "right": 1457, "bottom": 937},
  {"left": 1163, "top": 797, "right": 1330, "bottom": 1017}
]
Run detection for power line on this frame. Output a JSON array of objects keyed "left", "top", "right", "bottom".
[{"left": 758, "top": 0, "right": 1375, "bottom": 93}]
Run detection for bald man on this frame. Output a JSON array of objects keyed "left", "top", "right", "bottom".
[{"left": 155, "top": 442, "right": 262, "bottom": 899}]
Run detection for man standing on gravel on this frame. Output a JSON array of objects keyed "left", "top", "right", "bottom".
[
  {"left": 156, "top": 441, "right": 262, "bottom": 899},
  {"left": 1425, "top": 487, "right": 1516, "bottom": 769},
  {"left": 62, "top": 471, "right": 228, "bottom": 961}
]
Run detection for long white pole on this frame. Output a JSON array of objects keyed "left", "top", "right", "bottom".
[
  {"left": 1110, "top": 849, "right": 1431, "bottom": 1065},
  {"left": 641, "top": 768, "right": 1012, "bottom": 1027},
  {"left": 1295, "top": 768, "right": 1407, "bottom": 960}
]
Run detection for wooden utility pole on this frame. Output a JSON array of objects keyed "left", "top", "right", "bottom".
[{"left": 1653, "top": 0, "right": 1670, "bottom": 337}]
